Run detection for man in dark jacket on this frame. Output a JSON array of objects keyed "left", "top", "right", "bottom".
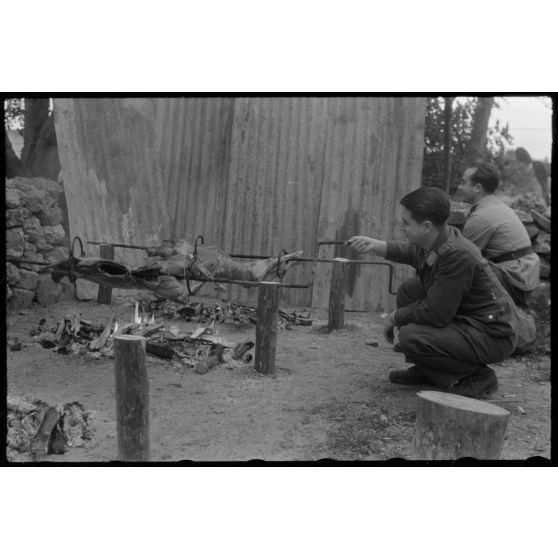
[{"left": 348, "top": 187, "right": 519, "bottom": 398}]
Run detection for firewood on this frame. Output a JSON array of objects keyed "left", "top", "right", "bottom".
[
  {"left": 7, "top": 396, "right": 37, "bottom": 414},
  {"left": 89, "top": 314, "right": 116, "bottom": 351},
  {"left": 30, "top": 407, "right": 60, "bottom": 460},
  {"left": 118, "top": 323, "right": 141, "bottom": 335},
  {"left": 194, "top": 344, "right": 226, "bottom": 374},
  {"left": 145, "top": 341, "right": 176, "bottom": 360},
  {"left": 140, "top": 324, "right": 164, "bottom": 338},
  {"left": 54, "top": 318, "right": 66, "bottom": 342}
]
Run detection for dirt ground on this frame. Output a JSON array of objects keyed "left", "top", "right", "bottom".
[{"left": 6, "top": 294, "right": 551, "bottom": 462}]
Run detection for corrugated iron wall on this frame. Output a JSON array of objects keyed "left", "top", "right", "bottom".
[
  {"left": 311, "top": 97, "right": 426, "bottom": 311},
  {"left": 54, "top": 98, "right": 172, "bottom": 298},
  {"left": 154, "top": 98, "right": 234, "bottom": 244},
  {"left": 54, "top": 97, "right": 426, "bottom": 310}
]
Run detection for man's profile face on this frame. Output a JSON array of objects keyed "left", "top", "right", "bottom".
[
  {"left": 399, "top": 206, "right": 428, "bottom": 246},
  {"left": 458, "top": 167, "right": 479, "bottom": 203}
]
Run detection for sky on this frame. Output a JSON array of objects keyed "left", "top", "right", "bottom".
[{"left": 488, "top": 96, "right": 553, "bottom": 161}]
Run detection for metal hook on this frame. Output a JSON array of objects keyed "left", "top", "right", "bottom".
[{"left": 194, "top": 235, "right": 205, "bottom": 257}]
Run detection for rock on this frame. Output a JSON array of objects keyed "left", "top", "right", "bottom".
[
  {"left": 59, "top": 278, "right": 75, "bottom": 300},
  {"left": 35, "top": 239, "right": 55, "bottom": 254},
  {"left": 21, "top": 243, "right": 45, "bottom": 272},
  {"left": 15, "top": 269, "right": 39, "bottom": 291},
  {"left": 539, "top": 258, "right": 550, "bottom": 279},
  {"left": 6, "top": 228, "right": 25, "bottom": 259},
  {"left": 23, "top": 216, "right": 43, "bottom": 244},
  {"left": 35, "top": 275, "right": 63, "bottom": 306},
  {"left": 513, "top": 209, "right": 534, "bottom": 224},
  {"left": 44, "top": 246, "right": 70, "bottom": 264},
  {"left": 8, "top": 288, "right": 36, "bottom": 309},
  {"left": 448, "top": 201, "right": 471, "bottom": 226},
  {"left": 37, "top": 198, "right": 63, "bottom": 227},
  {"left": 7, "top": 285, "right": 14, "bottom": 299},
  {"left": 42, "top": 224, "right": 66, "bottom": 246},
  {"left": 7, "top": 176, "right": 67, "bottom": 213},
  {"left": 513, "top": 306, "right": 537, "bottom": 355},
  {"left": 6, "top": 262, "right": 21, "bottom": 286},
  {"left": 20, "top": 187, "right": 49, "bottom": 214},
  {"left": 6, "top": 188, "right": 21, "bottom": 209},
  {"left": 532, "top": 237, "right": 551, "bottom": 256},
  {"left": 523, "top": 223, "right": 540, "bottom": 240},
  {"left": 530, "top": 210, "right": 551, "bottom": 233},
  {"left": 6, "top": 207, "right": 29, "bottom": 228}
]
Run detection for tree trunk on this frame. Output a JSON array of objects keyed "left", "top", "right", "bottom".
[
  {"left": 20, "top": 99, "right": 61, "bottom": 180},
  {"left": 413, "top": 390, "right": 510, "bottom": 459},
  {"left": 443, "top": 97, "right": 454, "bottom": 193},
  {"left": 5, "top": 130, "right": 30, "bottom": 178},
  {"left": 21, "top": 98, "right": 50, "bottom": 166},
  {"left": 466, "top": 97, "right": 494, "bottom": 163}
]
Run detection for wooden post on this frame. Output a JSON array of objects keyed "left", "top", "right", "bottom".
[
  {"left": 328, "top": 258, "right": 348, "bottom": 330},
  {"left": 114, "top": 334, "right": 149, "bottom": 461},
  {"left": 413, "top": 391, "right": 510, "bottom": 460},
  {"left": 255, "top": 282, "right": 280, "bottom": 374},
  {"left": 443, "top": 96, "right": 454, "bottom": 194},
  {"left": 97, "top": 243, "right": 115, "bottom": 304}
]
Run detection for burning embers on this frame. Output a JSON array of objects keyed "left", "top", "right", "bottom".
[{"left": 31, "top": 303, "right": 256, "bottom": 371}]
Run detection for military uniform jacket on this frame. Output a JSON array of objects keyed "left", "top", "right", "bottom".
[{"left": 385, "top": 225, "right": 519, "bottom": 340}]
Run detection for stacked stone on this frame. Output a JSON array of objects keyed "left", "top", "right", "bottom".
[{"left": 6, "top": 177, "right": 71, "bottom": 308}]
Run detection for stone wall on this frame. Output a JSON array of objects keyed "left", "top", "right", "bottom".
[{"left": 6, "top": 177, "right": 73, "bottom": 308}]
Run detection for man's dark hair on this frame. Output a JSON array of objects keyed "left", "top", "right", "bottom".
[
  {"left": 470, "top": 162, "right": 500, "bottom": 193},
  {"left": 400, "top": 187, "right": 450, "bottom": 226}
]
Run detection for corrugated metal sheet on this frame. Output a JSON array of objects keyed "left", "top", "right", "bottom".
[
  {"left": 220, "top": 97, "right": 329, "bottom": 307},
  {"left": 54, "top": 98, "right": 171, "bottom": 298},
  {"left": 154, "top": 98, "right": 234, "bottom": 244},
  {"left": 54, "top": 97, "right": 426, "bottom": 310},
  {"left": 312, "top": 97, "right": 426, "bottom": 311}
]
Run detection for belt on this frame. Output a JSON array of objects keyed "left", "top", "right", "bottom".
[{"left": 488, "top": 246, "right": 534, "bottom": 264}]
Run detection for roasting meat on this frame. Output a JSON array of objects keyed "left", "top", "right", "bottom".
[{"left": 51, "top": 240, "right": 302, "bottom": 302}]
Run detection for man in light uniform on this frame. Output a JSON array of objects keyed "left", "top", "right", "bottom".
[{"left": 458, "top": 162, "right": 540, "bottom": 306}]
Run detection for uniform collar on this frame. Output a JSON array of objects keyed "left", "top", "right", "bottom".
[
  {"left": 429, "top": 224, "right": 451, "bottom": 254},
  {"left": 422, "top": 225, "right": 451, "bottom": 266},
  {"left": 470, "top": 193, "right": 498, "bottom": 214}
]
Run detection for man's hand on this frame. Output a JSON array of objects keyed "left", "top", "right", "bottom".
[
  {"left": 347, "top": 236, "right": 377, "bottom": 254},
  {"left": 346, "top": 236, "right": 387, "bottom": 257},
  {"left": 383, "top": 311, "right": 396, "bottom": 345}
]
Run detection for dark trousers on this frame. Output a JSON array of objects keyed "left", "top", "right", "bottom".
[{"left": 396, "top": 277, "right": 515, "bottom": 387}]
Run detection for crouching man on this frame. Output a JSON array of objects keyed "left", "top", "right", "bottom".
[{"left": 348, "top": 187, "right": 519, "bottom": 398}]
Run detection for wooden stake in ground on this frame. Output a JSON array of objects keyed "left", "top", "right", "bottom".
[
  {"left": 97, "top": 243, "right": 115, "bottom": 304},
  {"left": 413, "top": 391, "right": 510, "bottom": 460},
  {"left": 255, "top": 282, "right": 280, "bottom": 374},
  {"left": 328, "top": 258, "right": 348, "bottom": 330},
  {"left": 114, "top": 334, "right": 150, "bottom": 461}
]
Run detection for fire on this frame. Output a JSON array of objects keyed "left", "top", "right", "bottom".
[
  {"left": 134, "top": 301, "right": 140, "bottom": 324},
  {"left": 113, "top": 321, "right": 119, "bottom": 335}
]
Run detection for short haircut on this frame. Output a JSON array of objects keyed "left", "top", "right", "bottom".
[
  {"left": 469, "top": 162, "right": 500, "bottom": 193},
  {"left": 400, "top": 187, "right": 450, "bottom": 227}
]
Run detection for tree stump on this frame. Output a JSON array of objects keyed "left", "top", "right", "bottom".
[
  {"left": 255, "top": 282, "right": 280, "bottom": 374},
  {"left": 97, "top": 243, "right": 114, "bottom": 304},
  {"left": 413, "top": 391, "right": 510, "bottom": 460},
  {"left": 328, "top": 258, "right": 348, "bottom": 331},
  {"left": 114, "top": 334, "right": 149, "bottom": 461}
]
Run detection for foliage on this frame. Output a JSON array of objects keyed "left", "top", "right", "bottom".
[
  {"left": 4, "top": 98, "right": 25, "bottom": 130},
  {"left": 422, "top": 97, "right": 513, "bottom": 194}
]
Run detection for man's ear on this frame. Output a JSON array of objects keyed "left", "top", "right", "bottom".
[{"left": 423, "top": 220, "right": 434, "bottom": 233}]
